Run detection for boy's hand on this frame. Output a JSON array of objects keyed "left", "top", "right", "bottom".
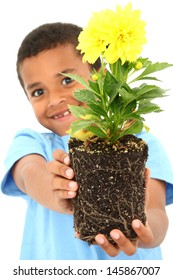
[
  {"left": 95, "top": 219, "right": 154, "bottom": 257},
  {"left": 47, "top": 150, "right": 78, "bottom": 214}
]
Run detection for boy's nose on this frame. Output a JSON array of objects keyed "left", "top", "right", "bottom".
[{"left": 48, "top": 95, "right": 66, "bottom": 108}]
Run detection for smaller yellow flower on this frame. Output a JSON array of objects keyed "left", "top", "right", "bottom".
[
  {"left": 91, "top": 73, "right": 99, "bottom": 81},
  {"left": 135, "top": 61, "right": 143, "bottom": 70}
]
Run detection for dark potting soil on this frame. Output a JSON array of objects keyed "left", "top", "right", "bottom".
[{"left": 69, "top": 134, "right": 148, "bottom": 245}]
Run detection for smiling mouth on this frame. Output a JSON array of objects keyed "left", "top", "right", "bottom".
[{"left": 52, "top": 109, "right": 71, "bottom": 119}]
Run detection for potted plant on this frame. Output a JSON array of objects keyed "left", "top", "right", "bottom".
[{"left": 65, "top": 3, "right": 172, "bottom": 244}]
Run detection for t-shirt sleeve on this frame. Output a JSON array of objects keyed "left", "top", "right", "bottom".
[
  {"left": 1, "top": 129, "right": 49, "bottom": 197},
  {"left": 140, "top": 131, "right": 173, "bottom": 205}
]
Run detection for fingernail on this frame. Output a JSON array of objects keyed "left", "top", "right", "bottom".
[
  {"left": 133, "top": 220, "right": 141, "bottom": 229},
  {"left": 66, "top": 169, "right": 73, "bottom": 178},
  {"left": 64, "top": 156, "right": 70, "bottom": 165},
  {"left": 95, "top": 236, "right": 105, "bottom": 245},
  {"left": 111, "top": 231, "right": 120, "bottom": 240},
  {"left": 75, "top": 231, "right": 80, "bottom": 238},
  {"left": 68, "top": 191, "right": 75, "bottom": 197},
  {"left": 69, "top": 181, "right": 77, "bottom": 189}
]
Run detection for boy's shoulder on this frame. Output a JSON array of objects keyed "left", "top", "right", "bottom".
[
  {"left": 13, "top": 128, "right": 70, "bottom": 153},
  {"left": 15, "top": 127, "right": 54, "bottom": 139},
  {"left": 13, "top": 128, "right": 61, "bottom": 144}
]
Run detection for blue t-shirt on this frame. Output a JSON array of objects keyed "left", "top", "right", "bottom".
[{"left": 1, "top": 128, "right": 173, "bottom": 260}]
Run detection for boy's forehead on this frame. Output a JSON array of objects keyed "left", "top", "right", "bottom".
[
  {"left": 20, "top": 44, "right": 82, "bottom": 68},
  {"left": 19, "top": 43, "right": 89, "bottom": 87}
]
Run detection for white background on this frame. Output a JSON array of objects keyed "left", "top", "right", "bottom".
[{"left": 0, "top": 0, "right": 172, "bottom": 262}]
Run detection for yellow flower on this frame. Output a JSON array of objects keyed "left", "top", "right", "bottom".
[
  {"left": 77, "top": 3, "right": 147, "bottom": 65},
  {"left": 77, "top": 9, "right": 116, "bottom": 63},
  {"left": 105, "top": 4, "right": 147, "bottom": 64}
]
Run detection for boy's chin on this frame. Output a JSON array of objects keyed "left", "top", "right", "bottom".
[{"left": 51, "top": 127, "right": 70, "bottom": 136}]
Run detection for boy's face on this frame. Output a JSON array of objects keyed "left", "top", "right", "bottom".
[{"left": 19, "top": 44, "right": 91, "bottom": 136}]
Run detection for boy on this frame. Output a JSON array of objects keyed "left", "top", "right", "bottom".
[{"left": 1, "top": 22, "right": 173, "bottom": 260}]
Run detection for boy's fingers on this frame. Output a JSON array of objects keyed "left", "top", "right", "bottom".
[
  {"left": 95, "top": 234, "right": 121, "bottom": 257},
  {"left": 51, "top": 176, "right": 78, "bottom": 192},
  {"left": 109, "top": 230, "right": 137, "bottom": 256},
  {"left": 47, "top": 160, "right": 74, "bottom": 179},
  {"left": 55, "top": 189, "right": 77, "bottom": 199},
  {"left": 52, "top": 149, "right": 70, "bottom": 165},
  {"left": 132, "top": 219, "right": 154, "bottom": 244}
]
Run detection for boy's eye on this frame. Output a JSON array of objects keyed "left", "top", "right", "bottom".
[
  {"left": 62, "top": 77, "right": 74, "bottom": 86},
  {"left": 32, "top": 89, "right": 44, "bottom": 97}
]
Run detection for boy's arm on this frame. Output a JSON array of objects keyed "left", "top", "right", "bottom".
[
  {"left": 12, "top": 153, "right": 78, "bottom": 214},
  {"left": 138, "top": 178, "right": 168, "bottom": 248}
]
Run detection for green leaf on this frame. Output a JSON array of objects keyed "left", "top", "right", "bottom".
[
  {"left": 103, "top": 71, "right": 123, "bottom": 105},
  {"left": 134, "top": 76, "right": 161, "bottom": 82},
  {"left": 137, "top": 102, "right": 163, "bottom": 114},
  {"left": 122, "top": 120, "right": 144, "bottom": 135},
  {"left": 68, "top": 105, "right": 94, "bottom": 118},
  {"left": 133, "top": 62, "right": 173, "bottom": 82},
  {"left": 110, "top": 95, "right": 123, "bottom": 115},
  {"left": 122, "top": 113, "right": 144, "bottom": 122},
  {"left": 110, "top": 59, "right": 130, "bottom": 81},
  {"left": 135, "top": 85, "right": 167, "bottom": 101},
  {"left": 110, "top": 120, "right": 143, "bottom": 142},
  {"left": 123, "top": 100, "right": 137, "bottom": 115},
  {"left": 73, "top": 89, "right": 100, "bottom": 103},
  {"left": 61, "top": 72, "right": 103, "bottom": 98},
  {"left": 70, "top": 119, "right": 96, "bottom": 134},
  {"left": 89, "top": 103, "right": 108, "bottom": 118},
  {"left": 119, "top": 87, "right": 136, "bottom": 107},
  {"left": 60, "top": 73, "right": 92, "bottom": 91},
  {"left": 86, "top": 126, "right": 108, "bottom": 139},
  {"left": 88, "top": 80, "right": 101, "bottom": 94},
  {"left": 103, "top": 71, "right": 119, "bottom": 95}
]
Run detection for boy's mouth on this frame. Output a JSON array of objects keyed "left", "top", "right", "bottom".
[{"left": 50, "top": 109, "right": 71, "bottom": 119}]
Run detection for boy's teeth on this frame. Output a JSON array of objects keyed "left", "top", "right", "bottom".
[
  {"left": 63, "top": 110, "right": 70, "bottom": 116},
  {"left": 54, "top": 110, "right": 70, "bottom": 118}
]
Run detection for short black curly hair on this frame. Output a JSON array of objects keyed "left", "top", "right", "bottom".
[{"left": 17, "top": 22, "right": 101, "bottom": 88}]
